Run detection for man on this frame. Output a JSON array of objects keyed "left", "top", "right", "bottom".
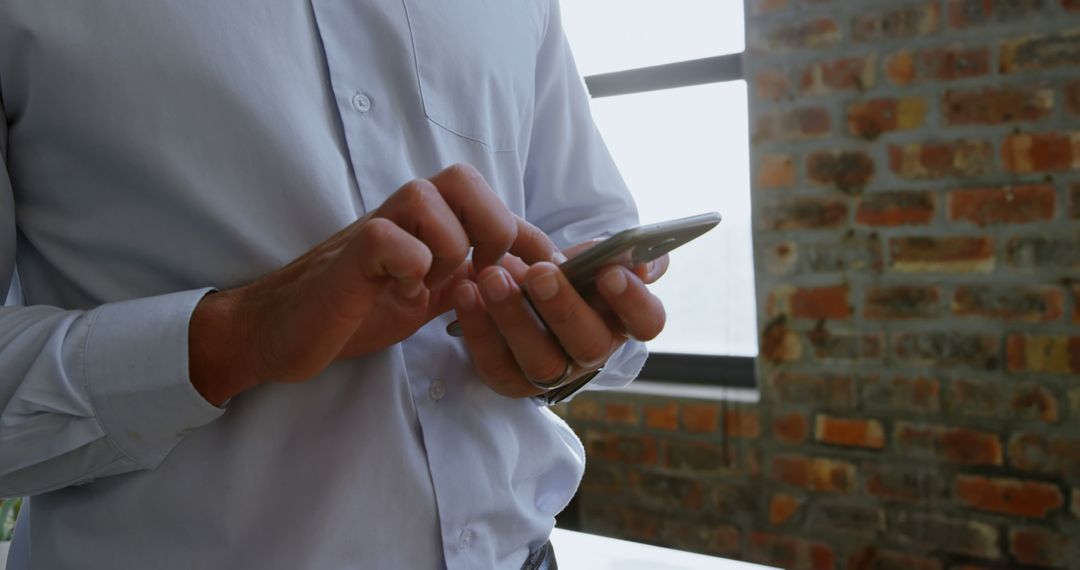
[{"left": 0, "top": 1, "right": 668, "bottom": 568}]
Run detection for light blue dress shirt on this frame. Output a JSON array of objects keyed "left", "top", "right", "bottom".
[{"left": 0, "top": 1, "right": 647, "bottom": 568}]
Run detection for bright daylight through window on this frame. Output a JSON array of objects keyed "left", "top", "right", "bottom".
[{"left": 560, "top": 1, "right": 757, "bottom": 359}]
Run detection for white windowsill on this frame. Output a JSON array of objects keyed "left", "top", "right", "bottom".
[
  {"left": 550, "top": 528, "right": 776, "bottom": 569},
  {"left": 615, "top": 379, "right": 759, "bottom": 403}
]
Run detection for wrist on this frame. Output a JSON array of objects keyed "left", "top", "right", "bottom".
[{"left": 189, "top": 289, "right": 261, "bottom": 406}]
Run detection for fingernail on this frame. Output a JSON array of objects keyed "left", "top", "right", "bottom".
[
  {"left": 454, "top": 281, "right": 476, "bottom": 311},
  {"left": 552, "top": 251, "right": 568, "bottom": 265},
  {"left": 481, "top": 269, "right": 511, "bottom": 302},
  {"left": 647, "top": 260, "right": 663, "bottom": 280},
  {"left": 600, "top": 267, "right": 628, "bottom": 296},
  {"left": 530, "top": 271, "right": 559, "bottom": 301}
]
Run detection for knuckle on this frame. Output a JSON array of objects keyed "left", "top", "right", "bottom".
[
  {"left": 574, "top": 338, "right": 611, "bottom": 368},
  {"left": 400, "top": 179, "right": 439, "bottom": 208},
  {"left": 446, "top": 162, "right": 482, "bottom": 184},
  {"left": 530, "top": 358, "right": 567, "bottom": 384},
  {"left": 360, "top": 217, "right": 396, "bottom": 245},
  {"left": 636, "top": 306, "right": 667, "bottom": 341}
]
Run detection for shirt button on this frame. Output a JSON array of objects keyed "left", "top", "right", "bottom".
[
  {"left": 458, "top": 528, "right": 473, "bottom": 549},
  {"left": 351, "top": 91, "right": 372, "bottom": 113},
  {"left": 428, "top": 380, "right": 446, "bottom": 401}
]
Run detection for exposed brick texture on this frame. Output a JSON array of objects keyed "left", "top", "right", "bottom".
[
  {"left": 948, "top": 185, "right": 1055, "bottom": 226},
  {"left": 943, "top": 86, "right": 1054, "bottom": 125},
  {"left": 562, "top": 4, "right": 1080, "bottom": 569},
  {"left": 856, "top": 191, "right": 935, "bottom": 227},
  {"left": 954, "top": 475, "right": 1065, "bottom": 518}
]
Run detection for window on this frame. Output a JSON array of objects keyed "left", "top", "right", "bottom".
[{"left": 561, "top": 1, "right": 756, "bottom": 386}]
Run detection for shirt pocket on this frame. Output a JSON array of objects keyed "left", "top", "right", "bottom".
[{"left": 402, "top": 0, "right": 539, "bottom": 152}]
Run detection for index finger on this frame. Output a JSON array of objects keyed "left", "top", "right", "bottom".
[
  {"left": 428, "top": 164, "right": 561, "bottom": 268},
  {"left": 426, "top": 164, "right": 511, "bottom": 268}
]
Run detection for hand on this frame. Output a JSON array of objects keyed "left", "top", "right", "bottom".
[
  {"left": 452, "top": 240, "right": 669, "bottom": 398},
  {"left": 189, "top": 164, "right": 561, "bottom": 406}
]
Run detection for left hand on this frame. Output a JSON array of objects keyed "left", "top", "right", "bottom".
[{"left": 452, "top": 240, "right": 669, "bottom": 398}]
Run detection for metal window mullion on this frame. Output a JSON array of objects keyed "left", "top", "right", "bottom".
[{"left": 584, "top": 53, "right": 743, "bottom": 98}]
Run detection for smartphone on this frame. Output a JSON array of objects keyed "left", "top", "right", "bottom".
[{"left": 446, "top": 211, "right": 722, "bottom": 337}]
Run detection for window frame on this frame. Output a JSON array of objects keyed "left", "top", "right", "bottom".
[{"left": 582, "top": 53, "right": 755, "bottom": 388}]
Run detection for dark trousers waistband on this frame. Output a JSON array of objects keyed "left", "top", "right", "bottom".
[{"left": 521, "top": 540, "right": 557, "bottom": 570}]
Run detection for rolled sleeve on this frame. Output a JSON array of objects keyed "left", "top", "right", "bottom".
[{"left": 84, "top": 287, "right": 225, "bottom": 469}]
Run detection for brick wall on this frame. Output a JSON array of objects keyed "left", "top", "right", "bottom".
[{"left": 557, "top": 1, "right": 1080, "bottom": 568}]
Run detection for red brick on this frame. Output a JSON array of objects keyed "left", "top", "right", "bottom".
[
  {"left": 865, "top": 463, "right": 949, "bottom": 502},
  {"left": 761, "top": 317, "right": 803, "bottom": 363},
  {"left": 853, "top": 3, "right": 940, "bottom": 42},
  {"left": 953, "top": 285, "right": 1063, "bottom": 321},
  {"left": 748, "top": 533, "right": 835, "bottom": 570},
  {"left": 604, "top": 403, "right": 638, "bottom": 426},
  {"left": 815, "top": 415, "right": 885, "bottom": 449},
  {"left": 773, "top": 411, "right": 809, "bottom": 444},
  {"left": 568, "top": 397, "right": 602, "bottom": 421},
  {"left": 755, "top": 18, "right": 841, "bottom": 52},
  {"left": 1071, "top": 183, "right": 1080, "bottom": 219},
  {"left": 757, "top": 154, "right": 795, "bottom": 190},
  {"left": 754, "top": 69, "right": 790, "bottom": 101},
  {"left": 943, "top": 86, "right": 1054, "bottom": 125},
  {"left": 856, "top": 191, "right": 935, "bottom": 227},
  {"left": 949, "top": 185, "right": 1056, "bottom": 226},
  {"left": 864, "top": 285, "right": 941, "bottom": 319},
  {"left": 754, "top": 107, "right": 831, "bottom": 142},
  {"left": 643, "top": 402, "right": 678, "bottom": 430},
  {"left": 861, "top": 376, "right": 940, "bottom": 414},
  {"left": 767, "top": 371, "right": 855, "bottom": 408},
  {"left": 629, "top": 470, "right": 707, "bottom": 510},
  {"left": 750, "top": 0, "right": 790, "bottom": 15},
  {"left": 955, "top": 475, "right": 1064, "bottom": 518},
  {"left": 892, "top": 513, "right": 1000, "bottom": 559},
  {"left": 579, "top": 463, "right": 624, "bottom": 496},
  {"left": 585, "top": 432, "right": 659, "bottom": 465},
  {"left": 1066, "top": 0, "right": 1080, "bottom": 10},
  {"left": 895, "top": 422, "right": 1003, "bottom": 466},
  {"left": 948, "top": 0, "right": 1054, "bottom": 28},
  {"left": 894, "top": 331, "right": 1000, "bottom": 369},
  {"left": 1005, "top": 234, "right": 1080, "bottom": 269},
  {"left": 1067, "top": 81, "right": 1080, "bottom": 115},
  {"left": 889, "top": 236, "right": 994, "bottom": 273},
  {"left": 845, "top": 548, "right": 942, "bottom": 570},
  {"left": 807, "top": 150, "right": 875, "bottom": 193},
  {"left": 1002, "top": 131, "right": 1080, "bottom": 173},
  {"left": 763, "top": 242, "right": 797, "bottom": 275},
  {"left": 1006, "top": 334, "right": 1080, "bottom": 373},
  {"left": 885, "top": 47, "right": 991, "bottom": 86},
  {"left": 768, "top": 493, "right": 803, "bottom": 525},
  {"left": 807, "top": 504, "right": 884, "bottom": 539},
  {"left": 770, "top": 454, "right": 857, "bottom": 493},
  {"left": 665, "top": 441, "right": 737, "bottom": 474},
  {"left": 1074, "top": 285, "right": 1080, "bottom": 323},
  {"left": 800, "top": 56, "right": 876, "bottom": 94},
  {"left": 760, "top": 197, "right": 849, "bottom": 230},
  {"left": 790, "top": 284, "right": 851, "bottom": 320},
  {"left": 587, "top": 433, "right": 660, "bottom": 466},
  {"left": 1009, "top": 528, "right": 1071, "bottom": 567},
  {"left": 1073, "top": 489, "right": 1079, "bottom": 517},
  {"left": 1001, "top": 28, "right": 1080, "bottom": 73},
  {"left": 724, "top": 408, "right": 761, "bottom": 439},
  {"left": 947, "top": 378, "right": 1059, "bottom": 422},
  {"left": 806, "top": 324, "right": 878, "bottom": 360},
  {"left": 889, "top": 140, "right": 994, "bottom": 180},
  {"left": 682, "top": 403, "right": 719, "bottom": 433},
  {"left": 847, "top": 97, "right": 928, "bottom": 140},
  {"left": 1008, "top": 432, "right": 1080, "bottom": 478}
]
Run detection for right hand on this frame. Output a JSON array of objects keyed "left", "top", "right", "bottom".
[{"left": 189, "top": 163, "right": 560, "bottom": 405}]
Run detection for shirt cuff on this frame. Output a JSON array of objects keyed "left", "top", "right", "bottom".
[
  {"left": 84, "top": 288, "right": 225, "bottom": 469},
  {"left": 581, "top": 338, "right": 649, "bottom": 391}
]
